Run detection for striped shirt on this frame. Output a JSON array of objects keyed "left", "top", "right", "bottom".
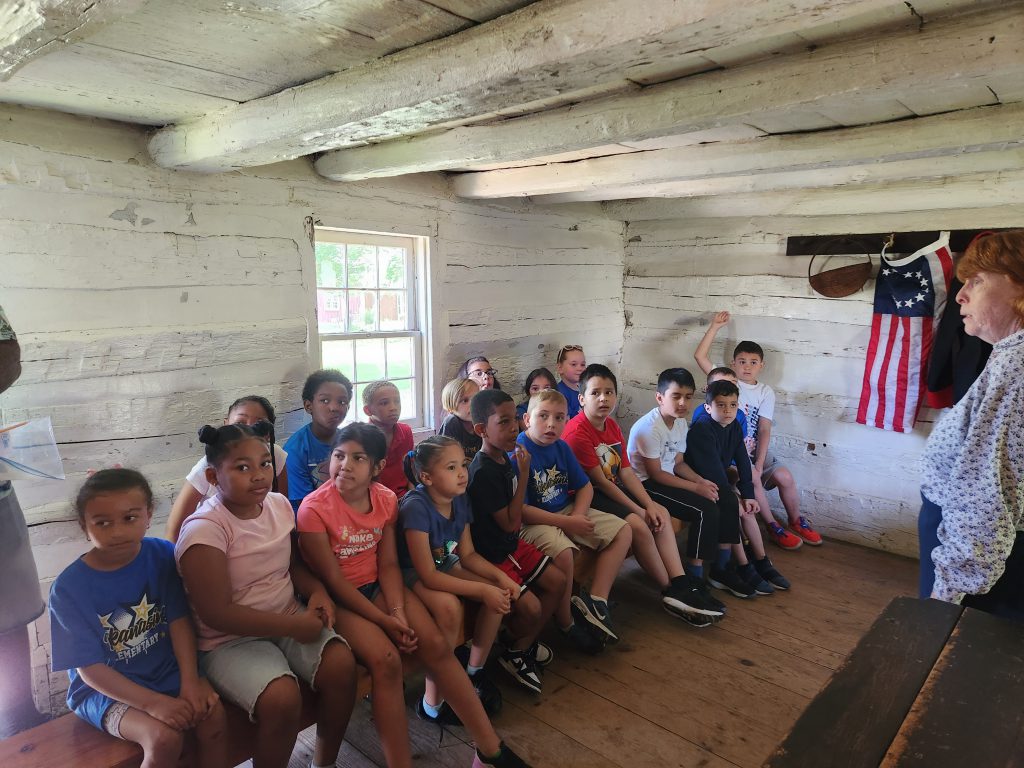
[{"left": 922, "top": 328, "right": 1024, "bottom": 604}]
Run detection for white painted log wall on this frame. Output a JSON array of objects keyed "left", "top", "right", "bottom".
[
  {"left": 0, "top": 105, "right": 624, "bottom": 714},
  {"left": 618, "top": 210, "right": 1022, "bottom": 565}
]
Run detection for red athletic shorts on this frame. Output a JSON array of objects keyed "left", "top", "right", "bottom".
[{"left": 496, "top": 539, "right": 551, "bottom": 591}]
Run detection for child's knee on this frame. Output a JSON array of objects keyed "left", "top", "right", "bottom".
[
  {"left": 254, "top": 675, "right": 302, "bottom": 728},
  {"left": 515, "top": 591, "right": 542, "bottom": 624},
  {"left": 554, "top": 548, "right": 574, "bottom": 574},
  {"left": 362, "top": 641, "right": 403, "bottom": 682},
  {"left": 144, "top": 720, "right": 184, "bottom": 759},
  {"left": 538, "top": 562, "right": 566, "bottom": 593},
  {"left": 613, "top": 523, "right": 633, "bottom": 545},
  {"left": 315, "top": 639, "right": 357, "bottom": 692},
  {"left": 194, "top": 699, "right": 227, "bottom": 742},
  {"left": 432, "top": 593, "right": 464, "bottom": 635},
  {"left": 774, "top": 467, "right": 795, "bottom": 487},
  {"left": 628, "top": 515, "right": 653, "bottom": 542},
  {"left": 414, "top": 621, "right": 449, "bottom": 663}
]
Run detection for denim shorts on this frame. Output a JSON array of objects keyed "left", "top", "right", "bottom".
[
  {"left": 357, "top": 581, "right": 381, "bottom": 602},
  {"left": 199, "top": 612, "right": 345, "bottom": 721},
  {"left": 402, "top": 553, "right": 459, "bottom": 588}
]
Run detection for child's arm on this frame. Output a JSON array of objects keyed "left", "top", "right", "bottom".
[
  {"left": 694, "top": 310, "right": 730, "bottom": 375},
  {"left": 168, "top": 616, "right": 219, "bottom": 726},
  {"left": 299, "top": 531, "right": 386, "bottom": 624},
  {"left": 490, "top": 446, "right": 530, "bottom": 532},
  {"left": 455, "top": 527, "right": 520, "bottom": 597},
  {"left": 639, "top": 455, "right": 720, "bottom": 501},
  {"left": 616, "top": 466, "right": 670, "bottom": 530},
  {"left": 276, "top": 465, "right": 290, "bottom": 498},
  {"left": 77, "top": 663, "right": 193, "bottom": 731},
  {"left": 684, "top": 428, "right": 730, "bottom": 489},
  {"left": 179, "top": 544, "right": 324, "bottom": 643},
  {"left": 376, "top": 524, "right": 418, "bottom": 652},
  {"left": 404, "top": 528, "right": 511, "bottom": 614},
  {"left": 732, "top": 437, "right": 759, "bottom": 515},
  {"left": 166, "top": 482, "right": 204, "bottom": 543},
  {"left": 752, "top": 417, "right": 772, "bottom": 473},
  {"left": 583, "top": 466, "right": 646, "bottom": 517},
  {"left": 288, "top": 543, "right": 336, "bottom": 629}
]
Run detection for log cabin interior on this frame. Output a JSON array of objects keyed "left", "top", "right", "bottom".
[{"left": 1, "top": 1, "right": 1022, "bottom": 766}]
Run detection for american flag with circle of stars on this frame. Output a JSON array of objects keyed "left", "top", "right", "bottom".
[{"left": 857, "top": 234, "right": 954, "bottom": 433}]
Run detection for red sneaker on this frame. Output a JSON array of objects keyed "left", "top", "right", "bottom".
[
  {"left": 766, "top": 521, "right": 802, "bottom": 550},
  {"left": 789, "top": 516, "right": 823, "bottom": 546}
]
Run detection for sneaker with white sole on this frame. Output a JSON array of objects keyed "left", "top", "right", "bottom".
[
  {"left": 499, "top": 649, "right": 543, "bottom": 694},
  {"left": 571, "top": 592, "right": 618, "bottom": 643},
  {"left": 709, "top": 566, "right": 756, "bottom": 598},
  {"left": 662, "top": 575, "right": 725, "bottom": 617},
  {"left": 754, "top": 557, "right": 791, "bottom": 590},
  {"left": 739, "top": 563, "right": 774, "bottom": 595}
]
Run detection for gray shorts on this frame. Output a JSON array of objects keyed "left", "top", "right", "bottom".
[
  {"left": 759, "top": 453, "right": 783, "bottom": 488},
  {"left": 0, "top": 482, "right": 44, "bottom": 634},
  {"left": 199, "top": 616, "right": 345, "bottom": 721},
  {"left": 402, "top": 553, "right": 459, "bottom": 588}
]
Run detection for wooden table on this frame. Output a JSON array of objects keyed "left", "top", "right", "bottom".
[{"left": 765, "top": 596, "right": 1024, "bottom": 768}]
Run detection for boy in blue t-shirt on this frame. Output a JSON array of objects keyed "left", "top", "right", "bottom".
[
  {"left": 284, "top": 369, "right": 353, "bottom": 512},
  {"left": 516, "top": 389, "right": 631, "bottom": 644}
]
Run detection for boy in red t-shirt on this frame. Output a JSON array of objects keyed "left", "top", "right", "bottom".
[
  {"left": 363, "top": 380, "right": 414, "bottom": 499},
  {"left": 563, "top": 364, "right": 724, "bottom": 624}
]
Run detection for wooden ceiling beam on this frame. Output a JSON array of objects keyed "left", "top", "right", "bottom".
[
  {"left": 318, "top": 4, "right": 1023, "bottom": 181},
  {"left": 148, "top": 0, "right": 920, "bottom": 172},
  {"left": 603, "top": 168, "right": 1024, "bottom": 220},
  {"left": 452, "top": 102, "right": 1024, "bottom": 201},
  {"left": 0, "top": 0, "right": 145, "bottom": 81}
]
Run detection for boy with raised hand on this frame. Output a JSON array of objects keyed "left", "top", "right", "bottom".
[
  {"left": 517, "top": 388, "right": 632, "bottom": 646},
  {"left": 564, "top": 364, "right": 723, "bottom": 624},
  {"left": 467, "top": 388, "right": 570, "bottom": 691},
  {"left": 684, "top": 380, "right": 767, "bottom": 598},
  {"left": 695, "top": 311, "right": 823, "bottom": 548}
]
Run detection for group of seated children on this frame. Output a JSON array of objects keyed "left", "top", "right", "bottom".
[{"left": 47, "top": 317, "right": 820, "bottom": 768}]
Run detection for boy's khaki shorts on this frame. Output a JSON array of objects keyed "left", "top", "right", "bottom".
[{"left": 520, "top": 506, "right": 627, "bottom": 557}]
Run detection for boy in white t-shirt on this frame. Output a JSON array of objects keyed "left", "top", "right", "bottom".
[{"left": 695, "top": 311, "right": 823, "bottom": 548}]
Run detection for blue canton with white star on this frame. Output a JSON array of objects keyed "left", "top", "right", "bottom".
[{"left": 875, "top": 257, "right": 935, "bottom": 317}]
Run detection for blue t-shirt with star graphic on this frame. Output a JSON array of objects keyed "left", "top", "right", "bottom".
[
  {"left": 49, "top": 537, "right": 190, "bottom": 728},
  {"left": 514, "top": 433, "right": 591, "bottom": 512}
]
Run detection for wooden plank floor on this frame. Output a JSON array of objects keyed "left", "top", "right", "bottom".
[{"left": 264, "top": 540, "right": 918, "bottom": 768}]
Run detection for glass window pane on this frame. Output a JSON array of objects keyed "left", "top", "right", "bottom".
[
  {"left": 354, "top": 338, "right": 386, "bottom": 382},
  {"left": 386, "top": 337, "right": 413, "bottom": 379},
  {"left": 317, "top": 289, "right": 346, "bottom": 333},
  {"left": 393, "top": 378, "right": 416, "bottom": 420},
  {"left": 378, "top": 247, "right": 407, "bottom": 288},
  {"left": 315, "top": 243, "right": 345, "bottom": 288},
  {"left": 321, "top": 339, "right": 354, "bottom": 378},
  {"left": 346, "top": 244, "right": 377, "bottom": 288},
  {"left": 347, "top": 291, "right": 377, "bottom": 332},
  {"left": 378, "top": 290, "right": 407, "bottom": 331}
]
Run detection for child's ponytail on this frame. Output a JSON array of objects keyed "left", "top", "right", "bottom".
[{"left": 404, "top": 435, "right": 460, "bottom": 486}]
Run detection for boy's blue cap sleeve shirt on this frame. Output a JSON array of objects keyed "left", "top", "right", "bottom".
[
  {"left": 283, "top": 423, "right": 333, "bottom": 512},
  {"left": 48, "top": 537, "right": 188, "bottom": 728},
  {"left": 556, "top": 381, "right": 582, "bottom": 420}
]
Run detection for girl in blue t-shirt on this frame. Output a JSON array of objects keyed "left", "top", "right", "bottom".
[
  {"left": 399, "top": 439, "right": 522, "bottom": 718},
  {"left": 49, "top": 469, "right": 226, "bottom": 768}
]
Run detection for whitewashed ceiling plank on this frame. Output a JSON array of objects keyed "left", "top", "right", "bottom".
[
  {"left": 149, "top": 0, "right": 930, "bottom": 171},
  {"left": 317, "top": 3, "right": 1024, "bottom": 181}
]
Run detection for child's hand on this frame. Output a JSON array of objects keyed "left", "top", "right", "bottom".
[
  {"left": 513, "top": 445, "right": 531, "bottom": 478},
  {"left": 645, "top": 502, "right": 670, "bottom": 532},
  {"left": 290, "top": 610, "right": 326, "bottom": 644},
  {"left": 306, "top": 589, "right": 336, "bottom": 628},
  {"left": 179, "top": 678, "right": 220, "bottom": 725},
  {"left": 742, "top": 499, "right": 760, "bottom": 517},
  {"left": 382, "top": 613, "right": 418, "bottom": 654},
  {"left": 744, "top": 437, "right": 757, "bottom": 455},
  {"left": 482, "top": 585, "right": 512, "bottom": 615},
  {"left": 498, "top": 575, "right": 522, "bottom": 600},
  {"left": 149, "top": 692, "right": 193, "bottom": 731},
  {"left": 711, "top": 310, "right": 730, "bottom": 327},
  {"left": 694, "top": 479, "right": 719, "bottom": 502},
  {"left": 562, "top": 513, "right": 596, "bottom": 538}
]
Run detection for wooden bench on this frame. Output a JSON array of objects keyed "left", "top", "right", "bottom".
[{"left": 765, "top": 595, "right": 1024, "bottom": 768}]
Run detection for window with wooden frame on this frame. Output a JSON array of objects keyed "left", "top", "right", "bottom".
[{"left": 314, "top": 228, "right": 430, "bottom": 428}]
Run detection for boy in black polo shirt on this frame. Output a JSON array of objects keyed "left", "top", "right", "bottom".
[{"left": 467, "top": 389, "right": 579, "bottom": 693}]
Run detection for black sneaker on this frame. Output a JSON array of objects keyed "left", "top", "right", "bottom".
[
  {"left": 473, "top": 741, "right": 531, "bottom": 768},
  {"left": 754, "top": 557, "right": 791, "bottom": 590},
  {"left": 709, "top": 566, "right": 756, "bottom": 598},
  {"left": 562, "top": 621, "right": 604, "bottom": 654},
  {"left": 695, "top": 578, "right": 727, "bottom": 613},
  {"left": 498, "top": 649, "right": 543, "bottom": 694},
  {"left": 571, "top": 592, "right": 618, "bottom": 643},
  {"left": 416, "top": 697, "right": 463, "bottom": 726},
  {"left": 739, "top": 563, "right": 775, "bottom": 595},
  {"left": 662, "top": 575, "right": 725, "bottom": 617},
  {"left": 468, "top": 668, "right": 503, "bottom": 716}
]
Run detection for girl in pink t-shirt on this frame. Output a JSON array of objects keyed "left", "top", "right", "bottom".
[
  {"left": 175, "top": 422, "right": 356, "bottom": 768},
  {"left": 297, "top": 423, "right": 528, "bottom": 768}
]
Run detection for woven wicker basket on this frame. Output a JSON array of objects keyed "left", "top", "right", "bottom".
[{"left": 807, "top": 239, "right": 873, "bottom": 298}]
